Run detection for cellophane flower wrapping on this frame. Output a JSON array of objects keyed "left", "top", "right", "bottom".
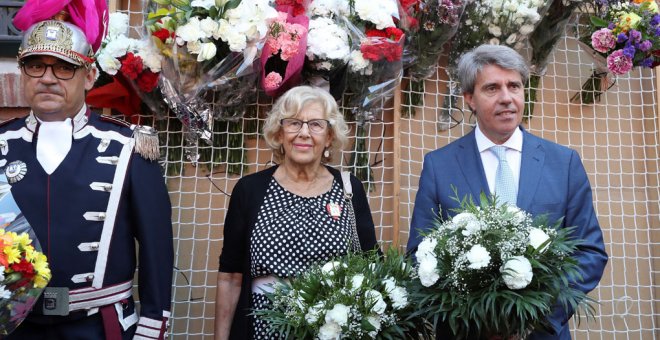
[
  {"left": 410, "top": 192, "right": 594, "bottom": 339},
  {"left": 344, "top": 0, "right": 405, "bottom": 125},
  {"left": 261, "top": 6, "right": 310, "bottom": 97},
  {"left": 572, "top": 0, "right": 660, "bottom": 103},
  {"left": 401, "top": 0, "right": 466, "bottom": 80},
  {"left": 253, "top": 248, "right": 430, "bottom": 339},
  {"left": 303, "top": 1, "right": 353, "bottom": 99},
  {"left": 146, "top": 0, "right": 277, "bottom": 143},
  {"left": 88, "top": 12, "right": 167, "bottom": 120},
  {"left": 524, "top": 0, "right": 583, "bottom": 116},
  {"left": 0, "top": 170, "right": 51, "bottom": 335}
]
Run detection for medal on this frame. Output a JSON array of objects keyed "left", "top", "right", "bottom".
[
  {"left": 326, "top": 202, "right": 342, "bottom": 220},
  {"left": 5, "top": 161, "right": 27, "bottom": 184}
]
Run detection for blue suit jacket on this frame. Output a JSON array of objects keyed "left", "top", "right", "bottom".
[{"left": 408, "top": 127, "right": 608, "bottom": 339}]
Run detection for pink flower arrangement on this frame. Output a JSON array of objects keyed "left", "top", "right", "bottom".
[
  {"left": 261, "top": 7, "right": 309, "bottom": 97},
  {"left": 606, "top": 49, "right": 634, "bottom": 75},
  {"left": 591, "top": 28, "right": 617, "bottom": 53},
  {"left": 265, "top": 12, "right": 307, "bottom": 62},
  {"left": 264, "top": 72, "right": 283, "bottom": 89}
]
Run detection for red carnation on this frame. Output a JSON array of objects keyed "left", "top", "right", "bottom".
[
  {"left": 153, "top": 28, "right": 173, "bottom": 43},
  {"left": 137, "top": 70, "right": 160, "bottom": 93},
  {"left": 10, "top": 259, "right": 35, "bottom": 282},
  {"left": 366, "top": 29, "right": 388, "bottom": 38},
  {"left": 386, "top": 27, "right": 404, "bottom": 41},
  {"left": 120, "top": 53, "right": 144, "bottom": 80}
]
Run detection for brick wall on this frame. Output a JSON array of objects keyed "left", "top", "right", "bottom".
[{"left": 0, "top": 58, "right": 29, "bottom": 120}]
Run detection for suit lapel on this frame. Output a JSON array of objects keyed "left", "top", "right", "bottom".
[
  {"left": 517, "top": 130, "right": 545, "bottom": 211},
  {"left": 455, "top": 130, "right": 491, "bottom": 202}
]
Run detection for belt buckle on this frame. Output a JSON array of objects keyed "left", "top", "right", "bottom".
[{"left": 42, "top": 287, "right": 70, "bottom": 316}]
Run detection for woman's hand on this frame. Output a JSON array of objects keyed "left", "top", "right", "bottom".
[{"left": 214, "top": 272, "right": 243, "bottom": 340}]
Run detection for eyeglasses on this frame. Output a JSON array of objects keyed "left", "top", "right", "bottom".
[
  {"left": 280, "top": 118, "right": 330, "bottom": 134},
  {"left": 20, "top": 60, "right": 79, "bottom": 80}
]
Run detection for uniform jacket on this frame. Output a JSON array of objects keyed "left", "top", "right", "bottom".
[
  {"left": 218, "top": 164, "right": 379, "bottom": 340},
  {"left": 0, "top": 110, "right": 173, "bottom": 340},
  {"left": 408, "top": 127, "right": 608, "bottom": 340}
]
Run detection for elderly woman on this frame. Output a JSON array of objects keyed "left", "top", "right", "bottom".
[{"left": 214, "top": 86, "right": 379, "bottom": 340}]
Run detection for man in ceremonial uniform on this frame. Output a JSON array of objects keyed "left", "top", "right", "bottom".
[{"left": 2, "top": 3, "right": 174, "bottom": 339}]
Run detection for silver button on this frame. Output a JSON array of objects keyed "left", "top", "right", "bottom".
[
  {"left": 0, "top": 140, "right": 6, "bottom": 147},
  {"left": 98, "top": 212, "right": 106, "bottom": 220},
  {"left": 91, "top": 243, "right": 99, "bottom": 250},
  {"left": 86, "top": 274, "right": 94, "bottom": 282},
  {"left": 104, "top": 184, "right": 113, "bottom": 192}
]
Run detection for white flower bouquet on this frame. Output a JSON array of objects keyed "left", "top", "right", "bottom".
[
  {"left": 253, "top": 249, "right": 430, "bottom": 339},
  {"left": 146, "top": 0, "right": 277, "bottom": 128},
  {"left": 410, "top": 192, "right": 595, "bottom": 339}
]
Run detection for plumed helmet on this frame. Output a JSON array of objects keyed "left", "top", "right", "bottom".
[{"left": 18, "top": 19, "right": 94, "bottom": 66}]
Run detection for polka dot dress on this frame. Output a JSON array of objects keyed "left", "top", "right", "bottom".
[{"left": 250, "top": 177, "right": 357, "bottom": 339}]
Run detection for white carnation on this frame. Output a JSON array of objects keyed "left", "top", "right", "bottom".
[
  {"left": 354, "top": 0, "right": 397, "bottom": 29},
  {"left": 488, "top": 24, "right": 502, "bottom": 37},
  {"left": 500, "top": 256, "right": 533, "bottom": 289},
  {"left": 305, "top": 302, "right": 324, "bottom": 324},
  {"left": 366, "top": 315, "right": 381, "bottom": 338},
  {"left": 465, "top": 244, "right": 491, "bottom": 269},
  {"left": 418, "top": 257, "right": 440, "bottom": 287},
  {"left": 325, "top": 304, "right": 350, "bottom": 326},
  {"left": 176, "top": 17, "right": 205, "bottom": 43},
  {"left": 191, "top": 0, "right": 215, "bottom": 9},
  {"left": 199, "top": 17, "right": 220, "bottom": 39},
  {"left": 0, "top": 285, "right": 10, "bottom": 299},
  {"left": 528, "top": 227, "right": 550, "bottom": 252},
  {"left": 0, "top": 266, "right": 6, "bottom": 282},
  {"left": 96, "top": 52, "right": 121, "bottom": 75},
  {"left": 197, "top": 42, "right": 217, "bottom": 61},
  {"left": 306, "top": 17, "right": 350, "bottom": 62},
  {"left": 415, "top": 237, "right": 437, "bottom": 260},
  {"left": 365, "top": 290, "right": 387, "bottom": 314},
  {"left": 103, "top": 37, "right": 130, "bottom": 58},
  {"left": 348, "top": 50, "right": 372, "bottom": 75},
  {"left": 307, "top": 0, "right": 350, "bottom": 17},
  {"left": 318, "top": 321, "right": 342, "bottom": 340},
  {"left": 350, "top": 274, "right": 365, "bottom": 292},
  {"left": 107, "top": 12, "right": 129, "bottom": 39}
]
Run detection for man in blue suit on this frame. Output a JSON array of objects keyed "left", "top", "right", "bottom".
[{"left": 407, "top": 44, "right": 608, "bottom": 339}]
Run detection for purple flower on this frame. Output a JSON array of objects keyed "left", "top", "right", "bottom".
[
  {"left": 617, "top": 33, "right": 628, "bottom": 43},
  {"left": 591, "top": 28, "right": 616, "bottom": 53},
  {"left": 640, "top": 57, "right": 654, "bottom": 68},
  {"left": 622, "top": 43, "right": 636, "bottom": 58},
  {"left": 655, "top": 27, "right": 660, "bottom": 36},
  {"left": 607, "top": 49, "right": 633, "bottom": 75},
  {"left": 638, "top": 40, "right": 652, "bottom": 52},
  {"left": 608, "top": 22, "right": 615, "bottom": 30},
  {"left": 629, "top": 30, "right": 641, "bottom": 43},
  {"left": 651, "top": 14, "right": 660, "bottom": 27}
]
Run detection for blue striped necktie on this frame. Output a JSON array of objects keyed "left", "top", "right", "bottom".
[{"left": 491, "top": 145, "right": 517, "bottom": 206}]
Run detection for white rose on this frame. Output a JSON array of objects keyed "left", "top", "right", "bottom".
[
  {"left": 321, "top": 261, "right": 343, "bottom": 276},
  {"left": 325, "top": 304, "right": 350, "bottom": 326},
  {"left": 500, "top": 256, "right": 533, "bottom": 290},
  {"left": 305, "top": 302, "right": 324, "bottom": 324},
  {"left": 465, "top": 244, "right": 491, "bottom": 269},
  {"left": 366, "top": 315, "right": 381, "bottom": 338},
  {"left": 186, "top": 40, "right": 202, "bottom": 54},
  {"left": 489, "top": 37, "right": 501, "bottom": 45},
  {"left": 415, "top": 237, "right": 437, "bottom": 260},
  {"left": 197, "top": 42, "right": 217, "bottom": 61},
  {"left": 318, "top": 321, "right": 342, "bottom": 340},
  {"left": 365, "top": 290, "right": 387, "bottom": 314},
  {"left": 528, "top": 228, "right": 550, "bottom": 252},
  {"left": 505, "top": 33, "right": 518, "bottom": 45},
  {"left": 351, "top": 274, "right": 365, "bottom": 292},
  {"left": 418, "top": 257, "right": 440, "bottom": 287}
]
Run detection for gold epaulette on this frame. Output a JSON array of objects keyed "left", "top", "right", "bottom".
[{"left": 132, "top": 125, "right": 160, "bottom": 161}]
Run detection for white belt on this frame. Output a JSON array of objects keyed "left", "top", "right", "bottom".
[
  {"left": 69, "top": 279, "right": 133, "bottom": 312},
  {"left": 252, "top": 275, "right": 289, "bottom": 294}
]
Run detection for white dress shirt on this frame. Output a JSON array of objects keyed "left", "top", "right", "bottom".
[
  {"left": 35, "top": 106, "right": 86, "bottom": 174},
  {"left": 475, "top": 125, "right": 523, "bottom": 196}
]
